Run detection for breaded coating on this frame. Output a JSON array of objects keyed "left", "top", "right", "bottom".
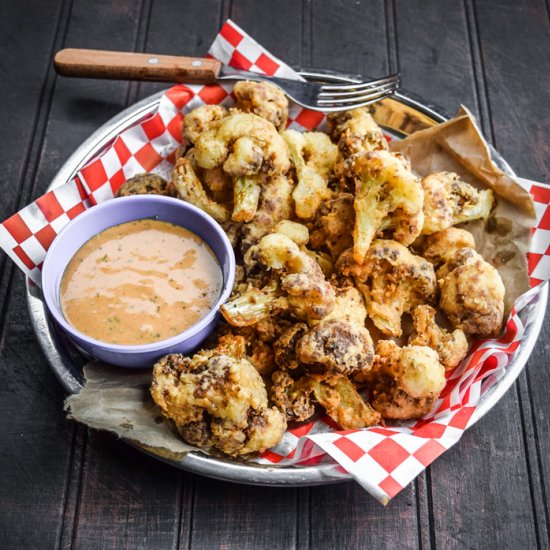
[
  {"left": 409, "top": 305, "right": 469, "bottom": 370},
  {"left": 328, "top": 108, "right": 388, "bottom": 188},
  {"left": 185, "top": 147, "right": 233, "bottom": 205},
  {"left": 216, "top": 332, "right": 276, "bottom": 376},
  {"left": 367, "top": 341, "right": 446, "bottom": 420},
  {"left": 421, "top": 172, "right": 494, "bottom": 234},
  {"left": 183, "top": 104, "right": 229, "bottom": 145},
  {"left": 241, "top": 174, "right": 294, "bottom": 251},
  {"left": 304, "top": 250, "right": 335, "bottom": 279},
  {"left": 271, "top": 370, "right": 315, "bottom": 422},
  {"left": 438, "top": 248, "right": 505, "bottom": 337},
  {"left": 351, "top": 150, "right": 424, "bottom": 264},
  {"left": 327, "top": 108, "right": 388, "bottom": 155},
  {"left": 195, "top": 112, "right": 290, "bottom": 175},
  {"left": 273, "top": 220, "right": 309, "bottom": 247},
  {"left": 233, "top": 80, "right": 289, "bottom": 130},
  {"left": 296, "top": 318, "right": 374, "bottom": 375},
  {"left": 257, "top": 233, "right": 336, "bottom": 322},
  {"left": 308, "top": 374, "right": 381, "bottom": 429},
  {"left": 151, "top": 352, "right": 286, "bottom": 457},
  {"left": 323, "top": 281, "right": 368, "bottom": 326},
  {"left": 291, "top": 283, "right": 374, "bottom": 375},
  {"left": 337, "top": 240, "right": 437, "bottom": 337},
  {"left": 115, "top": 173, "right": 176, "bottom": 198},
  {"left": 172, "top": 157, "right": 230, "bottom": 223},
  {"left": 273, "top": 322, "right": 309, "bottom": 371},
  {"left": 282, "top": 129, "right": 338, "bottom": 219},
  {"left": 421, "top": 227, "right": 476, "bottom": 268},
  {"left": 221, "top": 280, "right": 287, "bottom": 327},
  {"left": 271, "top": 371, "right": 380, "bottom": 429},
  {"left": 309, "top": 193, "right": 355, "bottom": 259},
  {"left": 194, "top": 112, "right": 290, "bottom": 222}
]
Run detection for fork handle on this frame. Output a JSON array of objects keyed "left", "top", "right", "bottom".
[{"left": 54, "top": 48, "right": 222, "bottom": 84}]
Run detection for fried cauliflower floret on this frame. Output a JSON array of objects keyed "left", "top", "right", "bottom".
[
  {"left": 296, "top": 319, "right": 374, "bottom": 375},
  {"left": 183, "top": 104, "right": 229, "bottom": 145},
  {"left": 420, "top": 227, "right": 476, "bottom": 268},
  {"left": 257, "top": 233, "right": 336, "bottom": 322},
  {"left": 350, "top": 150, "right": 424, "bottom": 264},
  {"left": 327, "top": 108, "right": 387, "bottom": 157},
  {"left": 309, "top": 193, "right": 355, "bottom": 259},
  {"left": 438, "top": 248, "right": 505, "bottom": 337},
  {"left": 368, "top": 341, "right": 446, "bottom": 420},
  {"left": 273, "top": 220, "right": 309, "bottom": 247},
  {"left": 241, "top": 174, "right": 294, "bottom": 251},
  {"left": 215, "top": 332, "right": 276, "bottom": 377},
  {"left": 323, "top": 281, "right": 368, "bottom": 326},
  {"left": 194, "top": 112, "right": 290, "bottom": 175},
  {"left": 221, "top": 280, "right": 288, "bottom": 327},
  {"left": 421, "top": 172, "right": 494, "bottom": 234},
  {"left": 409, "top": 305, "right": 468, "bottom": 370},
  {"left": 151, "top": 352, "right": 286, "bottom": 457},
  {"left": 271, "top": 371, "right": 381, "bottom": 428},
  {"left": 194, "top": 113, "right": 290, "bottom": 222},
  {"left": 273, "top": 322, "right": 309, "bottom": 371},
  {"left": 233, "top": 80, "right": 289, "bottom": 130},
  {"left": 337, "top": 240, "right": 437, "bottom": 337},
  {"left": 271, "top": 370, "right": 315, "bottom": 422},
  {"left": 172, "top": 157, "right": 230, "bottom": 223},
  {"left": 115, "top": 173, "right": 176, "bottom": 198},
  {"left": 291, "top": 283, "right": 374, "bottom": 375},
  {"left": 281, "top": 129, "right": 338, "bottom": 219}
]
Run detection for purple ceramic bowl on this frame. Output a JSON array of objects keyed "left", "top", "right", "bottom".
[{"left": 42, "top": 195, "right": 236, "bottom": 368}]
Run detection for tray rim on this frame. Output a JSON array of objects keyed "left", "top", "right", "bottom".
[{"left": 26, "top": 69, "right": 549, "bottom": 487}]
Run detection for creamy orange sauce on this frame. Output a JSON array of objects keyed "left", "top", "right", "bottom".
[{"left": 60, "top": 219, "right": 222, "bottom": 345}]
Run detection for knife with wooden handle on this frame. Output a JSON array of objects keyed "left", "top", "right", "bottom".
[{"left": 54, "top": 48, "right": 222, "bottom": 84}]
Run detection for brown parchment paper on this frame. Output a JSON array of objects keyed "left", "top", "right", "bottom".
[
  {"left": 65, "top": 108, "right": 536, "bottom": 453},
  {"left": 390, "top": 106, "right": 535, "bottom": 314},
  {"left": 65, "top": 363, "right": 193, "bottom": 458}
]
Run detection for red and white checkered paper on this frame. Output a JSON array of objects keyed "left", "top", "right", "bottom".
[{"left": 1, "top": 20, "right": 549, "bottom": 504}]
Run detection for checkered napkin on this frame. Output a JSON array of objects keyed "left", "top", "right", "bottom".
[{"left": 1, "top": 20, "right": 549, "bottom": 504}]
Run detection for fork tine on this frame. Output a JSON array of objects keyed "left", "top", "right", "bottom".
[
  {"left": 319, "top": 73, "right": 399, "bottom": 92},
  {"left": 314, "top": 91, "right": 396, "bottom": 112},
  {"left": 318, "top": 80, "right": 399, "bottom": 99},
  {"left": 316, "top": 83, "right": 398, "bottom": 106}
]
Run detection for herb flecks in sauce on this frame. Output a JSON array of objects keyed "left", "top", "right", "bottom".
[{"left": 60, "top": 219, "right": 222, "bottom": 345}]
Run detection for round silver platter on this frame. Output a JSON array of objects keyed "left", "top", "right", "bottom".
[{"left": 26, "top": 69, "right": 548, "bottom": 487}]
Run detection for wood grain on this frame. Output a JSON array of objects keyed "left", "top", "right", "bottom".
[
  {"left": 473, "top": 0, "right": 550, "bottom": 546},
  {"left": 54, "top": 49, "right": 221, "bottom": 84},
  {"left": 0, "top": 0, "right": 549, "bottom": 548}
]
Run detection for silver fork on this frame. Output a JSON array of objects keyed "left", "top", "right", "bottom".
[
  {"left": 217, "top": 67, "right": 399, "bottom": 112},
  {"left": 54, "top": 49, "right": 399, "bottom": 112}
]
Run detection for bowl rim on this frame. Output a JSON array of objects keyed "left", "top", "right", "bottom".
[{"left": 41, "top": 194, "right": 236, "bottom": 354}]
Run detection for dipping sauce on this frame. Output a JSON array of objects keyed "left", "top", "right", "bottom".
[{"left": 60, "top": 219, "right": 223, "bottom": 345}]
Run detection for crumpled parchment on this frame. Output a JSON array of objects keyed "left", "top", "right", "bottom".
[{"left": 65, "top": 363, "right": 194, "bottom": 459}]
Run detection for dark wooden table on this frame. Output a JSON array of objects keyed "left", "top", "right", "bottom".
[{"left": 1, "top": 1, "right": 549, "bottom": 548}]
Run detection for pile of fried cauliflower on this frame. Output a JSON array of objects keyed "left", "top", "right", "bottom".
[{"left": 127, "top": 80, "right": 506, "bottom": 458}]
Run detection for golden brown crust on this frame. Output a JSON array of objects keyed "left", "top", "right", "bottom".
[
  {"left": 151, "top": 352, "right": 286, "bottom": 457},
  {"left": 337, "top": 240, "right": 437, "bottom": 337},
  {"left": 438, "top": 248, "right": 505, "bottom": 337},
  {"left": 115, "top": 173, "right": 176, "bottom": 198},
  {"left": 233, "top": 80, "right": 289, "bottom": 130},
  {"left": 409, "top": 305, "right": 469, "bottom": 370}
]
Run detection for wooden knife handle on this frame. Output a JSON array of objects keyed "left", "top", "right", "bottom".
[{"left": 54, "top": 48, "right": 222, "bottom": 84}]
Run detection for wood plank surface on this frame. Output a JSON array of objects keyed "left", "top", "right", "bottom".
[
  {"left": 395, "top": 2, "right": 544, "bottom": 548},
  {"left": 0, "top": 0, "right": 549, "bottom": 548}
]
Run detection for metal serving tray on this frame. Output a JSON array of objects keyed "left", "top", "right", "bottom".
[{"left": 26, "top": 69, "right": 548, "bottom": 486}]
